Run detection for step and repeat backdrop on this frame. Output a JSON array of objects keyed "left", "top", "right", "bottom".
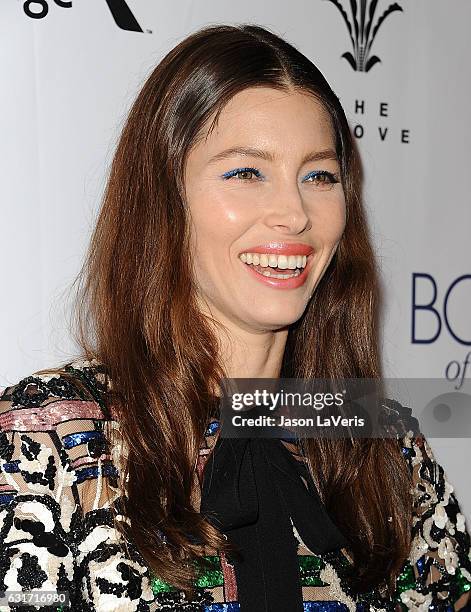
[{"left": 1, "top": 1, "right": 470, "bottom": 512}]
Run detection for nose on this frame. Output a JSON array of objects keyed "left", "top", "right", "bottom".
[{"left": 263, "top": 183, "right": 312, "bottom": 235}]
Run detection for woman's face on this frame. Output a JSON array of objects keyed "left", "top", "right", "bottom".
[{"left": 184, "top": 86, "right": 346, "bottom": 332}]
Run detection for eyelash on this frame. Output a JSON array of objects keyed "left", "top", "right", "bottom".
[{"left": 221, "top": 166, "right": 340, "bottom": 185}]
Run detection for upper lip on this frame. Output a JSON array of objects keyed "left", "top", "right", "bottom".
[{"left": 238, "top": 242, "right": 314, "bottom": 256}]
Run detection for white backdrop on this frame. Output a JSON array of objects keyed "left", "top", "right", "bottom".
[{"left": 1, "top": 1, "right": 470, "bottom": 515}]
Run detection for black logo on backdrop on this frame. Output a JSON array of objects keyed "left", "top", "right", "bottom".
[
  {"left": 412, "top": 273, "right": 471, "bottom": 387},
  {"left": 324, "top": 0, "right": 403, "bottom": 72},
  {"left": 22, "top": 0, "right": 143, "bottom": 32},
  {"left": 103, "top": 0, "right": 142, "bottom": 31},
  {"left": 23, "top": 0, "right": 71, "bottom": 18}
]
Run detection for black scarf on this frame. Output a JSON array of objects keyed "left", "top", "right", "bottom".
[{"left": 200, "top": 433, "right": 349, "bottom": 611}]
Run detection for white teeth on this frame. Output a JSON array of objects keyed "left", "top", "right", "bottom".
[
  {"left": 277, "top": 255, "right": 288, "bottom": 269},
  {"left": 238, "top": 252, "right": 309, "bottom": 269}
]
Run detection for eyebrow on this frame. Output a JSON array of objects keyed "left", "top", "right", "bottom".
[{"left": 207, "top": 146, "right": 339, "bottom": 166}]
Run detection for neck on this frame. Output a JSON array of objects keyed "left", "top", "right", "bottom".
[
  {"left": 219, "top": 325, "right": 288, "bottom": 379},
  {"left": 197, "top": 298, "right": 290, "bottom": 397}
]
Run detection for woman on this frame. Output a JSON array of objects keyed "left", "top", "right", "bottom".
[{"left": 0, "top": 23, "right": 470, "bottom": 612}]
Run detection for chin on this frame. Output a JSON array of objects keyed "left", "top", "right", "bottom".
[{"left": 244, "top": 306, "right": 307, "bottom": 330}]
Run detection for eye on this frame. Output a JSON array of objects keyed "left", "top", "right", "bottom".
[
  {"left": 221, "top": 167, "right": 263, "bottom": 181},
  {"left": 302, "top": 170, "right": 340, "bottom": 186}
]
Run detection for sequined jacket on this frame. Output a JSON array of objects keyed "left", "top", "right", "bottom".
[{"left": 0, "top": 359, "right": 470, "bottom": 611}]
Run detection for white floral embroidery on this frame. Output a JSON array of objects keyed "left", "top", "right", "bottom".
[
  {"left": 319, "top": 562, "right": 357, "bottom": 612},
  {"left": 59, "top": 495, "right": 77, "bottom": 532},
  {"left": 3, "top": 540, "right": 73, "bottom": 592},
  {"left": 95, "top": 594, "right": 139, "bottom": 612},
  {"left": 4, "top": 498, "right": 59, "bottom": 545},
  {"left": 16, "top": 500, "right": 55, "bottom": 531},
  {"left": 400, "top": 589, "right": 433, "bottom": 611},
  {"left": 29, "top": 373, "right": 62, "bottom": 383},
  {"left": 18, "top": 444, "right": 51, "bottom": 473},
  {"left": 421, "top": 513, "right": 440, "bottom": 549},
  {"left": 408, "top": 532, "right": 431, "bottom": 566},
  {"left": 438, "top": 536, "right": 459, "bottom": 574},
  {"left": 433, "top": 504, "right": 448, "bottom": 529},
  {"left": 85, "top": 555, "right": 154, "bottom": 612},
  {"left": 457, "top": 513, "right": 466, "bottom": 533},
  {"left": 54, "top": 461, "right": 77, "bottom": 503},
  {"left": 78, "top": 525, "right": 122, "bottom": 554}
]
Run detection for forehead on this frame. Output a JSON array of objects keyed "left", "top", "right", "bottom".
[{"left": 197, "top": 86, "right": 335, "bottom": 156}]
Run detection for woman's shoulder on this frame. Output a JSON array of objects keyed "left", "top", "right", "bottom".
[
  {"left": 376, "top": 396, "right": 420, "bottom": 438},
  {"left": 378, "top": 396, "right": 458, "bottom": 491},
  {"left": 0, "top": 357, "right": 123, "bottom": 513},
  {"left": 0, "top": 360, "right": 159, "bottom": 609},
  {"left": 379, "top": 398, "right": 471, "bottom": 608},
  {"left": 0, "top": 357, "right": 115, "bottom": 434}
]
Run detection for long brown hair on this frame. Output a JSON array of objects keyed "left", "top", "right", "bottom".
[{"left": 71, "top": 23, "right": 412, "bottom": 597}]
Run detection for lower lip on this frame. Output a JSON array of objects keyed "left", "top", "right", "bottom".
[{"left": 240, "top": 255, "right": 314, "bottom": 289}]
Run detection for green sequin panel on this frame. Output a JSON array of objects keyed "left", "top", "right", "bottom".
[
  {"left": 394, "top": 561, "right": 416, "bottom": 595},
  {"left": 150, "top": 574, "right": 176, "bottom": 594},
  {"left": 149, "top": 555, "right": 224, "bottom": 593},
  {"left": 392, "top": 561, "right": 415, "bottom": 611},
  {"left": 298, "top": 554, "right": 329, "bottom": 587},
  {"left": 455, "top": 567, "right": 471, "bottom": 597},
  {"left": 195, "top": 555, "right": 224, "bottom": 589},
  {"left": 392, "top": 562, "right": 471, "bottom": 610}
]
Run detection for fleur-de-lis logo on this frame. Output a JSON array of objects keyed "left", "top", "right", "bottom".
[{"left": 324, "top": 0, "right": 403, "bottom": 72}]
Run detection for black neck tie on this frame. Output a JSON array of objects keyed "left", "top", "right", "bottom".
[{"left": 200, "top": 435, "right": 349, "bottom": 611}]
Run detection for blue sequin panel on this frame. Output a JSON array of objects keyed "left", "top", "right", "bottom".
[
  {"left": 204, "top": 603, "right": 350, "bottom": 611},
  {"left": 62, "top": 430, "right": 104, "bottom": 449},
  {"left": 0, "top": 494, "right": 14, "bottom": 505},
  {"left": 304, "top": 603, "right": 350, "bottom": 611},
  {"left": 416, "top": 555, "right": 425, "bottom": 576},
  {"left": 205, "top": 421, "right": 220, "bottom": 436},
  {"left": 75, "top": 463, "right": 118, "bottom": 484},
  {"left": 2, "top": 460, "right": 20, "bottom": 473}
]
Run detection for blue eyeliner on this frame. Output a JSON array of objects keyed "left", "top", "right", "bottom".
[
  {"left": 221, "top": 167, "right": 339, "bottom": 184},
  {"left": 221, "top": 167, "right": 263, "bottom": 179},
  {"left": 302, "top": 170, "right": 339, "bottom": 183}
]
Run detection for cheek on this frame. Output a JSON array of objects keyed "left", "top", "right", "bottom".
[
  {"left": 313, "top": 195, "right": 347, "bottom": 244},
  {"left": 188, "top": 185, "right": 257, "bottom": 250}
]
